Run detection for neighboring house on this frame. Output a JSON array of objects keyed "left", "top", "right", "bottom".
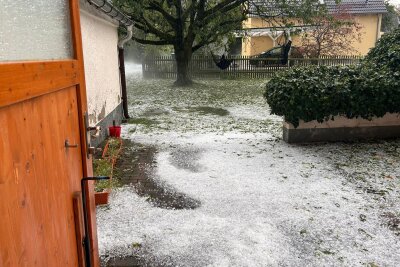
[
  {"left": 242, "top": 0, "right": 387, "bottom": 56},
  {"left": 80, "top": 0, "right": 133, "bottom": 147}
]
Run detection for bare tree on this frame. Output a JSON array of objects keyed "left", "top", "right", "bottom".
[{"left": 300, "top": 9, "right": 363, "bottom": 57}]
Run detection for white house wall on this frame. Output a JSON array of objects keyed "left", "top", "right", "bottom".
[{"left": 80, "top": 9, "right": 121, "bottom": 125}]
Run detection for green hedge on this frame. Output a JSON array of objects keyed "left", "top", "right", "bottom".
[
  {"left": 364, "top": 28, "right": 400, "bottom": 71},
  {"left": 265, "top": 29, "right": 400, "bottom": 128}
]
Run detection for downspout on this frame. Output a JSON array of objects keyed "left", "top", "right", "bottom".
[{"left": 118, "top": 25, "right": 133, "bottom": 119}]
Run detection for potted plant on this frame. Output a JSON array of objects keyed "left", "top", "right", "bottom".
[
  {"left": 93, "top": 137, "right": 122, "bottom": 205},
  {"left": 93, "top": 158, "right": 113, "bottom": 205}
]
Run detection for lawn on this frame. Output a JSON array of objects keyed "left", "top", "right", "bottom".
[{"left": 97, "top": 65, "right": 400, "bottom": 266}]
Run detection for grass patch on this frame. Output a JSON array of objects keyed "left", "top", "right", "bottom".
[
  {"left": 127, "top": 117, "right": 158, "bottom": 126},
  {"left": 125, "top": 77, "right": 278, "bottom": 134}
]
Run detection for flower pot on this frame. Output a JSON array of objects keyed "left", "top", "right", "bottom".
[
  {"left": 95, "top": 190, "right": 110, "bottom": 206},
  {"left": 109, "top": 126, "right": 121, "bottom": 137}
]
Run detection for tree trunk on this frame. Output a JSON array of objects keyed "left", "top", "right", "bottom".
[{"left": 174, "top": 45, "right": 193, "bottom": 86}]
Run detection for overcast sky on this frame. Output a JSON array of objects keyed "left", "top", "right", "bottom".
[{"left": 389, "top": 0, "right": 400, "bottom": 6}]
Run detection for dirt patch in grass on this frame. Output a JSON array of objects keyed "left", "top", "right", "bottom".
[
  {"left": 142, "top": 108, "right": 170, "bottom": 117},
  {"left": 381, "top": 212, "right": 400, "bottom": 236},
  {"left": 126, "top": 118, "right": 158, "bottom": 126},
  {"left": 103, "top": 255, "right": 142, "bottom": 267},
  {"left": 173, "top": 106, "right": 229, "bottom": 116},
  {"left": 103, "top": 253, "right": 173, "bottom": 267},
  {"left": 114, "top": 139, "right": 201, "bottom": 210},
  {"left": 168, "top": 146, "right": 205, "bottom": 172}
]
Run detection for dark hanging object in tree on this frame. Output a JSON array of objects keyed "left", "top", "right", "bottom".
[
  {"left": 211, "top": 53, "right": 234, "bottom": 70},
  {"left": 280, "top": 40, "right": 292, "bottom": 65}
]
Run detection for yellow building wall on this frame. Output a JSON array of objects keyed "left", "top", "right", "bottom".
[
  {"left": 242, "top": 17, "right": 305, "bottom": 56},
  {"left": 242, "top": 36, "right": 274, "bottom": 56},
  {"left": 242, "top": 15, "right": 381, "bottom": 56},
  {"left": 291, "top": 35, "right": 302, "bottom": 47},
  {"left": 242, "top": 18, "right": 285, "bottom": 56},
  {"left": 353, "top": 14, "right": 381, "bottom": 55}
]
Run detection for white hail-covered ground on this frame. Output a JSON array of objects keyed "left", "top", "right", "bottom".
[{"left": 97, "top": 64, "right": 400, "bottom": 266}]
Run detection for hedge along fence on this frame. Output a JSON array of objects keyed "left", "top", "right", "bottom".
[
  {"left": 265, "top": 65, "right": 400, "bottom": 128},
  {"left": 142, "top": 55, "right": 362, "bottom": 79},
  {"left": 265, "top": 28, "right": 400, "bottom": 139}
]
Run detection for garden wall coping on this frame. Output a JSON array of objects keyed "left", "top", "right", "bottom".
[{"left": 283, "top": 113, "right": 400, "bottom": 143}]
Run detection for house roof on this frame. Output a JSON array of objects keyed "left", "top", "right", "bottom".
[
  {"left": 248, "top": 0, "right": 387, "bottom": 17},
  {"left": 324, "top": 0, "right": 387, "bottom": 14},
  {"left": 248, "top": 0, "right": 301, "bottom": 17},
  {"left": 84, "top": 0, "right": 133, "bottom": 27}
]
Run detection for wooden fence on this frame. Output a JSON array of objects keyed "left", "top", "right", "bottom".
[{"left": 142, "top": 55, "right": 362, "bottom": 79}]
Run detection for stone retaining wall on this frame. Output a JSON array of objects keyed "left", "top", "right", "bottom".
[{"left": 283, "top": 113, "right": 400, "bottom": 143}]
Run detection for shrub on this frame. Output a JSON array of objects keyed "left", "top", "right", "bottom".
[
  {"left": 364, "top": 28, "right": 400, "bottom": 71},
  {"left": 265, "top": 29, "right": 400, "bottom": 128}
]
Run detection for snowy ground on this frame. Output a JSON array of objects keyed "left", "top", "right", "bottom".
[{"left": 97, "top": 64, "right": 400, "bottom": 266}]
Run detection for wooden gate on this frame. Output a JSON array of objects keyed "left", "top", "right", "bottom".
[{"left": 0, "top": 1, "right": 99, "bottom": 266}]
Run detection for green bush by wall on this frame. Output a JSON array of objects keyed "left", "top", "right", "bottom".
[
  {"left": 265, "top": 29, "right": 400, "bottom": 128},
  {"left": 364, "top": 28, "right": 400, "bottom": 71}
]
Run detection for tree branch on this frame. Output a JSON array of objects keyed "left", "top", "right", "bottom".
[
  {"left": 192, "top": 36, "right": 218, "bottom": 52},
  {"left": 192, "top": 17, "right": 241, "bottom": 52},
  {"left": 132, "top": 36, "right": 174, "bottom": 45},
  {"left": 146, "top": 1, "right": 177, "bottom": 27},
  {"left": 185, "top": 0, "right": 197, "bottom": 45},
  {"left": 203, "top": 0, "right": 242, "bottom": 18},
  {"left": 140, "top": 14, "right": 175, "bottom": 41},
  {"left": 201, "top": 0, "right": 246, "bottom": 27}
]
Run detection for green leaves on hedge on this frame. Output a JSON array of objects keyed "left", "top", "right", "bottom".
[
  {"left": 364, "top": 28, "right": 400, "bottom": 72},
  {"left": 265, "top": 29, "right": 400, "bottom": 128}
]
